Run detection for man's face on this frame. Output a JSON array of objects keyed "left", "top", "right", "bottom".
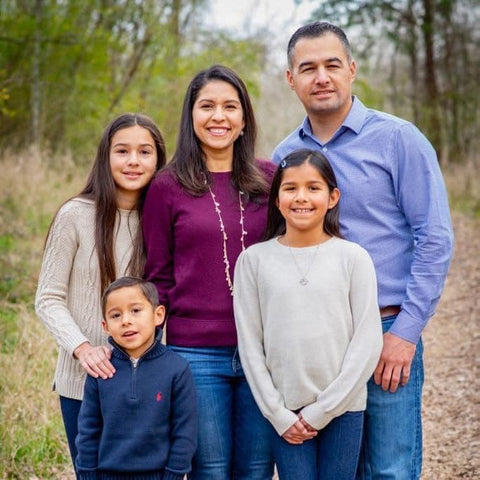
[{"left": 287, "top": 33, "right": 356, "bottom": 120}]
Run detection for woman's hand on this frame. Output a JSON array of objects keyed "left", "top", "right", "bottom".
[
  {"left": 282, "top": 418, "right": 317, "bottom": 445},
  {"left": 74, "top": 342, "right": 115, "bottom": 379}
]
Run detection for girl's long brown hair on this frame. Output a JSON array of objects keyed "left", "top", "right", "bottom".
[{"left": 46, "top": 113, "right": 166, "bottom": 293}]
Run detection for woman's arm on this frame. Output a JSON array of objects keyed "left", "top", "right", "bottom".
[{"left": 142, "top": 175, "right": 176, "bottom": 309}]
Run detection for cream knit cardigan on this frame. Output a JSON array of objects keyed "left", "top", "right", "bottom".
[{"left": 35, "top": 197, "right": 138, "bottom": 400}]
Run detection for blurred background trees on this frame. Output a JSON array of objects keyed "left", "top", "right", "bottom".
[
  {"left": 0, "top": 0, "right": 265, "bottom": 158},
  {"left": 0, "top": 0, "right": 478, "bottom": 164},
  {"left": 309, "top": 0, "right": 479, "bottom": 164}
]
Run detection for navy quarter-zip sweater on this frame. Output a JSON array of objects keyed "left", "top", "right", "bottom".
[{"left": 75, "top": 329, "right": 197, "bottom": 480}]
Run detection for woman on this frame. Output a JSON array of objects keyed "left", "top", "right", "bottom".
[
  {"left": 143, "top": 65, "right": 275, "bottom": 479},
  {"left": 35, "top": 113, "right": 166, "bottom": 466}
]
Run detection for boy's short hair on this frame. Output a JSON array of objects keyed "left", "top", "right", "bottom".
[{"left": 102, "top": 276, "right": 159, "bottom": 317}]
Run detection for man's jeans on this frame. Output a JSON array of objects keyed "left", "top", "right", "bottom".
[
  {"left": 273, "top": 411, "right": 364, "bottom": 480},
  {"left": 356, "top": 315, "right": 424, "bottom": 480},
  {"left": 169, "top": 346, "right": 274, "bottom": 480}
]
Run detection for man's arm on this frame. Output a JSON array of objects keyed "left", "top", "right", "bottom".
[{"left": 376, "top": 123, "right": 454, "bottom": 392}]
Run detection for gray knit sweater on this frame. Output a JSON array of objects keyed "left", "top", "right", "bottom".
[
  {"left": 35, "top": 197, "right": 138, "bottom": 400},
  {"left": 233, "top": 236, "right": 383, "bottom": 436}
]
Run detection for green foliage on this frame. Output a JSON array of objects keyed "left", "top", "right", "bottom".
[{"left": 0, "top": 0, "right": 266, "bottom": 161}]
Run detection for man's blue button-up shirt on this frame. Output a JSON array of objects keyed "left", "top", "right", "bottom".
[{"left": 272, "top": 97, "right": 454, "bottom": 344}]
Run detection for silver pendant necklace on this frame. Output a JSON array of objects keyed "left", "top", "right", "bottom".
[{"left": 284, "top": 239, "right": 320, "bottom": 286}]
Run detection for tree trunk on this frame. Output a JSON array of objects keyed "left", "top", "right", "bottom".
[
  {"left": 31, "top": 0, "right": 43, "bottom": 146},
  {"left": 422, "top": 0, "right": 443, "bottom": 160}
]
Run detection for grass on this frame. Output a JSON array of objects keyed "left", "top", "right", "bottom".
[
  {"left": 0, "top": 148, "right": 478, "bottom": 478},
  {"left": 443, "top": 161, "right": 480, "bottom": 218},
  {"left": 0, "top": 148, "right": 84, "bottom": 479}
]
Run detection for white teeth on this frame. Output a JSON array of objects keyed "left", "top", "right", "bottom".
[{"left": 209, "top": 128, "right": 228, "bottom": 135}]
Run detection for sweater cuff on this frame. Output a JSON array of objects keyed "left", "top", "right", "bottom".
[
  {"left": 163, "top": 471, "right": 186, "bottom": 480},
  {"left": 76, "top": 471, "right": 97, "bottom": 480}
]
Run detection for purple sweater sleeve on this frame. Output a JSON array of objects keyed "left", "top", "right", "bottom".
[{"left": 143, "top": 173, "right": 176, "bottom": 308}]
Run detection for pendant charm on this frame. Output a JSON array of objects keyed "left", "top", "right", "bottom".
[{"left": 299, "top": 278, "right": 309, "bottom": 286}]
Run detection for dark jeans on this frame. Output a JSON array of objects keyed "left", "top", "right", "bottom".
[
  {"left": 273, "top": 411, "right": 364, "bottom": 480},
  {"left": 59, "top": 395, "right": 82, "bottom": 468}
]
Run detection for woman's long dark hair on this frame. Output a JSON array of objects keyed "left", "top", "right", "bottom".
[
  {"left": 169, "top": 64, "right": 268, "bottom": 200},
  {"left": 46, "top": 113, "right": 166, "bottom": 293},
  {"left": 263, "top": 149, "right": 342, "bottom": 240}
]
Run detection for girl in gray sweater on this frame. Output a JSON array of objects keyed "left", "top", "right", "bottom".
[
  {"left": 233, "top": 149, "right": 382, "bottom": 480},
  {"left": 35, "top": 113, "right": 166, "bottom": 467}
]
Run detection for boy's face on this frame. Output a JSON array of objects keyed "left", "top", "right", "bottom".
[{"left": 102, "top": 286, "right": 165, "bottom": 358}]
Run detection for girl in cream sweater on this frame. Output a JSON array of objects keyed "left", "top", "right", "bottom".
[
  {"left": 234, "top": 149, "right": 382, "bottom": 480},
  {"left": 35, "top": 113, "right": 166, "bottom": 467}
]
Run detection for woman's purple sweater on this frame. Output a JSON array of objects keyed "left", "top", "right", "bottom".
[{"left": 143, "top": 159, "right": 275, "bottom": 347}]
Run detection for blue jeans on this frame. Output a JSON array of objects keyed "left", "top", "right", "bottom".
[
  {"left": 59, "top": 395, "right": 82, "bottom": 468},
  {"left": 356, "top": 316, "right": 424, "bottom": 480},
  {"left": 169, "top": 346, "right": 274, "bottom": 480},
  {"left": 273, "top": 411, "right": 364, "bottom": 480}
]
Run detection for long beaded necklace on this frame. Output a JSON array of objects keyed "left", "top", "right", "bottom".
[{"left": 207, "top": 185, "right": 247, "bottom": 295}]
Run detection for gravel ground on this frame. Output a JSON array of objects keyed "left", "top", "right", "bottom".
[
  {"left": 49, "top": 213, "right": 479, "bottom": 480},
  {"left": 421, "top": 212, "right": 479, "bottom": 479}
]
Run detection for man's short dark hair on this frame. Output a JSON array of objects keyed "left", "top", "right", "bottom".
[{"left": 287, "top": 21, "right": 353, "bottom": 68}]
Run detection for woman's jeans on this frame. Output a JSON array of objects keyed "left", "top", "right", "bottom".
[
  {"left": 169, "top": 346, "right": 274, "bottom": 480},
  {"left": 272, "top": 411, "right": 364, "bottom": 480},
  {"left": 356, "top": 315, "right": 424, "bottom": 480},
  {"left": 59, "top": 395, "right": 82, "bottom": 468}
]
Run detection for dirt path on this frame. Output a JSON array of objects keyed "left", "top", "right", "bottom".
[
  {"left": 421, "top": 212, "right": 479, "bottom": 478},
  {"left": 52, "top": 214, "right": 478, "bottom": 480}
]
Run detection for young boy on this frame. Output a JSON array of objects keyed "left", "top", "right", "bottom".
[{"left": 75, "top": 276, "right": 197, "bottom": 480}]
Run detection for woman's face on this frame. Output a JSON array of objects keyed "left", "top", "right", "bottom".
[
  {"left": 192, "top": 80, "right": 245, "bottom": 160},
  {"left": 109, "top": 125, "right": 157, "bottom": 209}
]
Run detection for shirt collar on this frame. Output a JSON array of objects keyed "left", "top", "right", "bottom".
[{"left": 299, "top": 96, "right": 367, "bottom": 140}]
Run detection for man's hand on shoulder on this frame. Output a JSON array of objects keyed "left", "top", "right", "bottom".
[{"left": 373, "top": 332, "right": 416, "bottom": 393}]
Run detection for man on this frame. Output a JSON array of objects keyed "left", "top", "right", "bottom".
[{"left": 272, "top": 22, "right": 454, "bottom": 479}]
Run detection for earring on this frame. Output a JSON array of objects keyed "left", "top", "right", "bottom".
[{"left": 240, "top": 130, "right": 244, "bottom": 136}]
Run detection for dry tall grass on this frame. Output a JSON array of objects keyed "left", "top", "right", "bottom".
[
  {"left": 0, "top": 149, "right": 478, "bottom": 478},
  {"left": 0, "top": 148, "right": 86, "bottom": 479}
]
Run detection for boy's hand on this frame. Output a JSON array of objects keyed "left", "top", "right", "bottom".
[{"left": 74, "top": 342, "right": 115, "bottom": 379}]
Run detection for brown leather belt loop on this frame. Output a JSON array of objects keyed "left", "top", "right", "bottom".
[{"left": 380, "top": 305, "right": 401, "bottom": 318}]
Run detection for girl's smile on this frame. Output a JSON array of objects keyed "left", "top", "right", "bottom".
[
  {"left": 277, "top": 162, "right": 339, "bottom": 245},
  {"left": 109, "top": 125, "right": 158, "bottom": 209}
]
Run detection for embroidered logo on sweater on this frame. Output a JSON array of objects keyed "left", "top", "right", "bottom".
[{"left": 156, "top": 392, "right": 163, "bottom": 402}]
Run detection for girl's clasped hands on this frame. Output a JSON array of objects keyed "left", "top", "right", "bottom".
[{"left": 282, "top": 413, "right": 317, "bottom": 444}]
